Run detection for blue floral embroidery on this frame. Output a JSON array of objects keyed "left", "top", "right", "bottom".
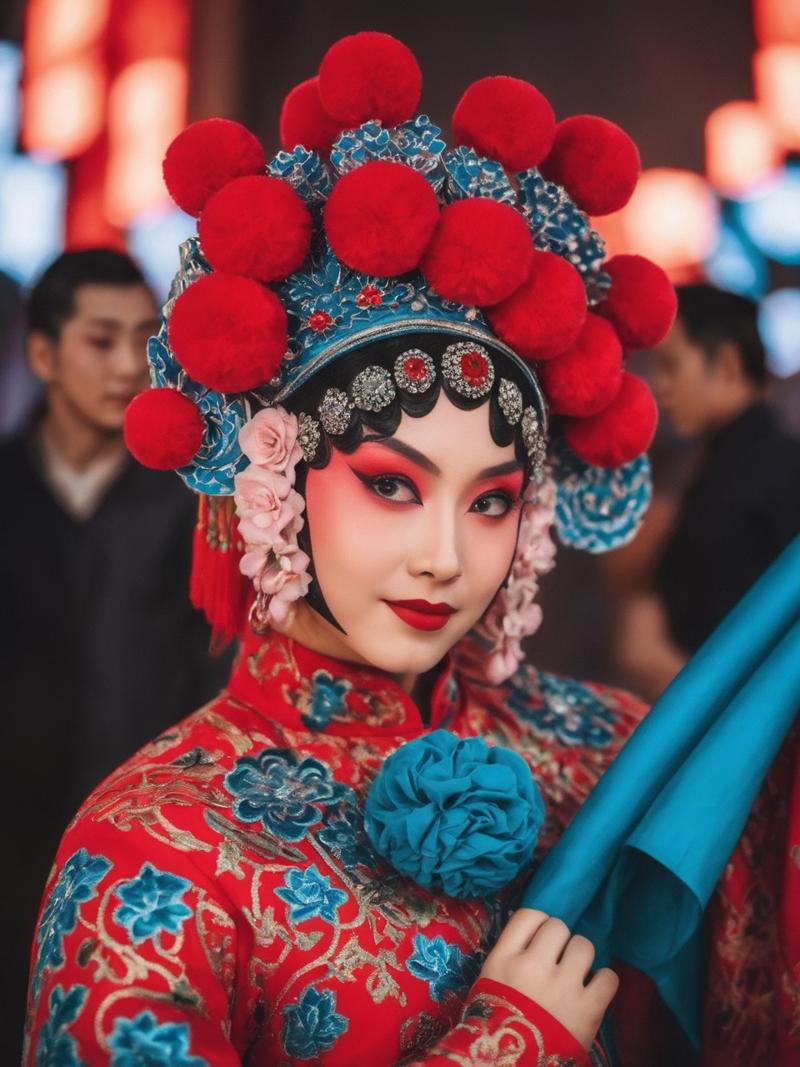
[
  {"left": 300, "top": 670, "right": 351, "bottom": 731},
  {"left": 33, "top": 849, "right": 112, "bottom": 998},
  {"left": 516, "top": 167, "right": 611, "bottom": 305},
  {"left": 553, "top": 441, "right": 652, "bottom": 554},
  {"left": 108, "top": 1011, "right": 208, "bottom": 1067},
  {"left": 269, "top": 145, "right": 332, "bottom": 209},
  {"left": 443, "top": 146, "right": 517, "bottom": 205},
  {"left": 281, "top": 985, "right": 348, "bottom": 1059},
  {"left": 318, "top": 805, "right": 377, "bottom": 869},
  {"left": 224, "top": 748, "right": 349, "bottom": 841},
  {"left": 275, "top": 865, "right": 349, "bottom": 924},
  {"left": 146, "top": 239, "right": 249, "bottom": 497},
  {"left": 330, "top": 115, "right": 446, "bottom": 191},
  {"left": 274, "top": 244, "right": 494, "bottom": 396},
  {"left": 406, "top": 934, "right": 479, "bottom": 1003},
  {"left": 508, "top": 673, "right": 617, "bottom": 748},
  {"left": 35, "top": 984, "right": 88, "bottom": 1067},
  {"left": 113, "top": 864, "right": 192, "bottom": 944}
]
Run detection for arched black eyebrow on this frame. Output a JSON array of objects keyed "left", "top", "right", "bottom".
[
  {"left": 476, "top": 460, "right": 524, "bottom": 479},
  {"left": 362, "top": 435, "right": 440, "bottom": 474},
  {"left": 360, "top": 435, "right": 523, "bottom": 482}
]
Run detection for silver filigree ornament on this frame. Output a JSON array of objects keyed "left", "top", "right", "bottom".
[
  {"left": 441, "top": 342, "right": 495, "bottom": 399},
  {"left": 497, "top": 379, "right": 523, "bottom": 425},
  {"left": 318, "top": 388, "right": 353, "bottom": 435},
  {"left": 521, "top": 405, "right": 547, "bottom": 479},
  {"left": 297, "top": 413, "right": 321, "bottom": 462},
  {"left": 394, "top": 349, "right": 436, "bottom": 393},
  {"left": 350, "top": 365, "right": 396, "bottom": 412}
]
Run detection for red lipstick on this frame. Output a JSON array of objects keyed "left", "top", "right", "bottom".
[{"left": 383, "top": 598, "right": 456, "bottom": 632}]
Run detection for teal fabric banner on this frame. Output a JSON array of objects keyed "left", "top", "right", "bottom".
[{"left": 523, "top": 536, "right": 800, "bottom": 1048}]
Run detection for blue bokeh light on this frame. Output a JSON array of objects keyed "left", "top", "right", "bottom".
[
  {"left": 758, "top": 288, "right": 800, "bottom": 379},
  {"left": 737, "top": 164, "right": 800, "bottom": 266},
  {"left": 0, "top": 154, "right": 66, "bottom": 285},
  {"left": 128, "top": 205, "right": 195, "bottom": 301},
  {"left": 0, "top": 41, "right": 21, "bottom": 156},
  {"left": 704, "top": 221, "right": 768, "bottom": 300}
]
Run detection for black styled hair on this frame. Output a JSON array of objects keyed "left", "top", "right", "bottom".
[
  {"left": 282, "top": 331, "right": 542, "bottom": 630},
  {"left": 676, "top": 284, "right": 767, "bottom": 386},
  {"left": 27, "top": 248, "right": 151, "bottom": 341},
  {"left": 283, "top": 331, "right": 539, "bottom": 470}
]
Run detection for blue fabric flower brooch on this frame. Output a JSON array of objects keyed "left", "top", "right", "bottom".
[{"left": 364, "top": 730, "right": 545, "bottom": 899}]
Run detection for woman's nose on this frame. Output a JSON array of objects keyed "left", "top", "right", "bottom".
[{"left": 406, "top": 505, "right": 462, "bottom": 583}]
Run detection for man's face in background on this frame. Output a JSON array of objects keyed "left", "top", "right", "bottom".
[
  {"left": 653, "top": 317, "right": 729, "bottom": 438},
  {"left": 29, "top": 283, "right": 159, "bottom": 433}
]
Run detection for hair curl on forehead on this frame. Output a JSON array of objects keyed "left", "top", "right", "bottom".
[{"left": 281, "top": 330, "right": 545, "bottom": 478}]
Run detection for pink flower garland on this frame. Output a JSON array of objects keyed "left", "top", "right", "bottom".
[
  {"left": 475, "top": 477, "right": 557, "bottom": 684},
  {"left": 234, "top": 407, "right": 311, "bottom": 625}
]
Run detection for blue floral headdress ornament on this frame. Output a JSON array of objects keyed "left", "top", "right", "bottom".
[{"left": 123, "top": 30, "right": 677, "bottom": 637}]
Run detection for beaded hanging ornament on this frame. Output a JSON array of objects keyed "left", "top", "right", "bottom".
[{"left": 122, "top": 30, "right": 677, "bottom": 662}]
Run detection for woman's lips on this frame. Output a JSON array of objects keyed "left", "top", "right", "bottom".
[{"left": 383, "top": 599, "right": 456, "bottom": 632}]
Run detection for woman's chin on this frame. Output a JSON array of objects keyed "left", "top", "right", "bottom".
[{"left": 343, "top": 612, "right": 475, "bottom": 677}]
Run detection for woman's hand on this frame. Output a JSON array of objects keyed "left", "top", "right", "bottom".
[{"left": 479, "top": 909, "right": 619, "bottom": 1050}]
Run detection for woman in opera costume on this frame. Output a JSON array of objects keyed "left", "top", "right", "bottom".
[{"left": 23, "top": 33, "right": 685, "bottom": 1066}]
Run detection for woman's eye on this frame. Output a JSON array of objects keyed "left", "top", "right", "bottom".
[
  {"left": 369, "top": 476, "right": 420, "bottom": 504},
  {"left": 471, "top": 492, "right": 515, "bottom": 517}
]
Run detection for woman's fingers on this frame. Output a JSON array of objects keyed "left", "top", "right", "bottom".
[
  {"left": 494, "top": 908, "right": 550, "bottom": 954},
  {"left": 560, "top": 933, "right": 596, "bottom": 982},
  {"left": 479, "top": 916, "right": 619, "bottom": 1051},
  {"left": 584, "top": 967, "right": 620, "bottom": 1009},
  {"left": 525, "top": 916, "right": 572, "bottom": 963}
]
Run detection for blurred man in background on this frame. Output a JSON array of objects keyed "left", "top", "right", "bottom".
[
  {"left": 0, "top": 249, "right": 230, "bottom": 1059},
  {"left": 615, "top": 283, "right": 800, "bottom": 700}
]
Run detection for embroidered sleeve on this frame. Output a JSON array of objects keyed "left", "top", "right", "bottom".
[
  {"left": 404, "top": 977, "right": 596, "bottom": 1066},
  {"left": 24, "top": 819, "right": 241, "bottom": 1067}
]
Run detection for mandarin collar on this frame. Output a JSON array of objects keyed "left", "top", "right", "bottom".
[{"left": 226, "top": 630, "right": 463, "bottom": 738}]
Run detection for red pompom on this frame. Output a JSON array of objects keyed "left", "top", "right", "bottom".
[
  {"left": 318, "top": 32, "right": 422, "bottom": 127},
  {"left": 163, "top": 119, "right": 265, "bottom": 217},
  {"left": 564, "top": 372, "right": 658, "bottom": 467},
  {"left": 537, "top": 313, "right": 623, "bottom": 417},
  {"left": 280, "top": 76, "right": 342, "bottom": 154},
  {"left": 596, "top": 254, "right": 677, "bottom": 349},
  {"left": 540, "top": 116, "right": 640, "bottom": 216},
  {"left": 324, "top": 161, "right": 439, "bottom": 276},
  {"left": 124, "top": 389, "right": 204, "bottom": 470},
  {"left": 487, "top": 250, "right": 587, "bottom": 360},
  {"left": 199, "top": 175, "right": 312, "bottom": 283},
  {"left": 168, "top": 273, "right": 287, "bottom": 393},
  {"left": 421, "top": 199, "right": 534, "bottom": 307},
  {"left": 452, "top": 76, "right": 556, "bottom": 171}
]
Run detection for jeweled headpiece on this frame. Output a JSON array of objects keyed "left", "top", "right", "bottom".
[{"left": 123, "top": 31, "right": 676, "bottom": 662}]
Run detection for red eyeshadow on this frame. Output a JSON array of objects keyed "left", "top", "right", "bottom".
[
  {"left": 474, "top": 471, "right": 524, "bottom": 498},
  {"left": 348, "top": 445, "right": 430, "bottom": 493}
]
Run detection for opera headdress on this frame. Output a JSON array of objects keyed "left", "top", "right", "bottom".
[{"left": 123, "top": 31, "right": 676, "bottom": 679}]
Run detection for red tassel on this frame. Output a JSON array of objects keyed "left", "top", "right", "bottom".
[
  {"left": 189, "top": 494, "right": 248, "bottom": 646},
  {"left": 189, "top": 495, "right": 209, "bottom": 609}
]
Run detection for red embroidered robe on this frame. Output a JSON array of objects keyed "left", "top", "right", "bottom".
[{"left": 24, "top": 631, "right": 645, "bottom": 1066}]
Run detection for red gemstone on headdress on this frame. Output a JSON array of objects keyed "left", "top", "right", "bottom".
[
  {"left": 460, "top": 350, "right": 489, "bottom": 386},
  {"left": 403, "top": 355, "right": 428, "bottom": 381},
  {"left": 308, "top": 310, "right": 334, "bottom": 332},
  {"left": 356, "top": 285, "right": 382, "bottom": 308}
]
